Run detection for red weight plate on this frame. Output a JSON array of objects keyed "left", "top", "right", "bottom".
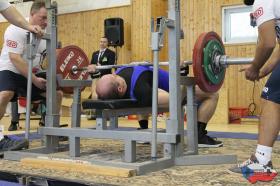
[
  {"left": 192, "top": 32, "right": 225, "bottom": 93},
  {"left": 56, "top": 45, "right": 90, "bottom": 94}
]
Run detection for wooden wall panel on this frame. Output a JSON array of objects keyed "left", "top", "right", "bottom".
[
  {"left": 151, "top": 0, "right": 168, "bottom": 62},
  {"left": 0, "top": 22, "right": 10, "bottom": 50},
  {"left": 131, "top": 0, "right": 152, "bottom": 61},
  {"left": 130, "top": 0, "right": 168, "bottom": 62},
  {"left": 57, "top": 5, "right": 132, "bottom": 65}
]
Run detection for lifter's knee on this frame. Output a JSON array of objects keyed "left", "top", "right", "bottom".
[
  {"left": 209, "top": 92, "right": 219, "bottom": 102},
  {"left": 0, "top": 91, "right": 14, "bottom": 103}
]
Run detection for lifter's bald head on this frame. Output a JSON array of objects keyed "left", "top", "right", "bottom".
[{"left": 96, "top": 74, "right": 127, "bottom": 100}]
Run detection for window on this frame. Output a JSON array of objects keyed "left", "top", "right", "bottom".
[{"left": 222, "top": 5, "right": 258, "bottom": 44}]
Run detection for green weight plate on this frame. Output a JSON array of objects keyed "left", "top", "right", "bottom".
[
  {"left": 193, "top": 31, "right": 225, "bottom": 93},
  {"left": 203, "top": 39, "right": 225, "bottom": 85}
]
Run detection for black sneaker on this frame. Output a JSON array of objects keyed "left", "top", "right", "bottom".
[
  {"left": 58, "top": 136, "right": 68, "bottom": 141},
  {"left": 87, "top": 110, "right": 96, "bottom": 120},
  {"left": 138, "top": 120, "right": 148, "bottom": 130},
  {"left": 87, "top": 114, "right": 96, "bottom": 120},
  {"left": 198, "top": 133, "right": 223, "bottom": 148},
  {"left": 39, "top": 120, "right": 45, "bottom": 127},
  {"left": 0, "top": 136, "right": 29, "bottom": 152},
  {"left": 8, "top": 122, "right": 19, "bottom": 131},
  {"left": 39, "top": 112, "right": 45, "bottom": 126}
]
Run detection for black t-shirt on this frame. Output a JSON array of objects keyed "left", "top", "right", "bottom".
[{"left": 117, "top": 67, "right": 153, "bottom": 106}]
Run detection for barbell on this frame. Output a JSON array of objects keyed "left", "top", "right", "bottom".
[
  {"left": 71, "top": 61, "right": 184, "bottom": 74},
  {"left": 56, "top": 31, "right": 253, "bottom": 94}
]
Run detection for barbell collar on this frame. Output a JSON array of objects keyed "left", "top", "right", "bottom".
[
  {"left": 218, "top": 55, "right": 228, "bottom": 68},
  {"left": 72, "top": 65, "right": 87, "bottom": 74}
]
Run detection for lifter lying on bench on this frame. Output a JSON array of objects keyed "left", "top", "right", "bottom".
[{"left": 86, "top": 64, "right": 222, "bottom": 148}]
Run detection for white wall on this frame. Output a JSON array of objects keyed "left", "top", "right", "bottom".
[
  {"left": 1, "top": 0, "right": 131, "bottom": 22},
  {"left": 56, "top": 0, "right": 131, "bottom": 15}
]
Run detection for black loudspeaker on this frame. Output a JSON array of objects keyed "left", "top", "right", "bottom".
[{"left": 104, "top": 18, "right": 124, "bottom": 47}]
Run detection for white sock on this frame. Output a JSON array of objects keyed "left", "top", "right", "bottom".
[
  {"left": 255, "top": 144, "right": 272, "bottom": 165},
  {"left": 0, "top": 125, "right": 4, "bottom": 141}
]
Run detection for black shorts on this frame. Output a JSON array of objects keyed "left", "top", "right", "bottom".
[
  {"left": 261, "top": 63, "right": 280, "bottom": 104},
  {"left": 0, "top": 70, "right": 45, "bottom": 101}
]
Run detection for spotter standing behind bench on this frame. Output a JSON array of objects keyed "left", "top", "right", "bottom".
[
  {"left": 0, "top": 1, "right": 63, "bottom": 152},
  {"left": 87, "top": 64, "right": 222, "bottom": 148}
]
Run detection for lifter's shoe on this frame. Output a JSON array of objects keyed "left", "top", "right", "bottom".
[
  {"left": 39, "top": 120, "right": 45, "bottom": 127},
  {"left": 0, "top": 136, "right": 29, "bottom": 157},
  {"left": 229, "top": 154, "right": 278, "bottom": 184},
  {"left": 8, "top": 122, "right": 19, "bottom": 131},
  {"left": 87, "top": 110, "right": 96, "bottom": 120},
  {"left": 87, "top": 114, "right": 96, "bottom": 120},
  {"left": 39, "top": 112, "right": 45, "bottom": 127},
  {"left": 137, "top": 121, "right": 148, "bottom": 130},
  {"left": 198, "top": 131, "right": 223, "bottom": 148}
]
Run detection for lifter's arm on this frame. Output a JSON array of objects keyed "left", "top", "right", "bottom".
[
  {"left": 9, "top": 52, "right": 46, "bottom": 89},
  {"left": 259, "top": 43, "right": 280, "bottom": 78},
  {"left": 241, "top": 20, "right": 276, "bottom": 81},
  {"left": 252, "top": 20, "right": 276, "bottom": 70},
  {"left": 87, "top": 64, "right": 97, "bottom": 73},
  {"left": 1, "top": 6, "right": 43, "bottom": 36}
]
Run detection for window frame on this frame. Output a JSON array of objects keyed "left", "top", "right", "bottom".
[{"left": 222, "top": 5, "right": 258, "bottom": 45}]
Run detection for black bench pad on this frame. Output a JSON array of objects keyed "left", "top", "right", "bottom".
[{"left": 82, "top": 99, "right": 144, "bottom": 109}]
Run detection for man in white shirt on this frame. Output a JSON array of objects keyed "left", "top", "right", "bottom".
[
  {"left": 230, "top": 0, "right": 280, "bottom": 183},
  {"left": 0, "top": 0, "right": 63, "bottom": 152},
  {"left": 0, "top": 0, "right": 43, "bottom": 36}
]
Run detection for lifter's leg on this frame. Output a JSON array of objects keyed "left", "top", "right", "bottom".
[
  {"left": 39, "top": 90, "right": 63, "bottom": 114},
  {"left": 0, "top": 91, "right": 29, "bottom": 153},
  {"left": 195, "top": 86, "right": 219, "bottom": 123},
  {"left": 194, "top": 86, "right": 222, "bottom": 147},
  {"left": 254, "top": 99, "right": 280, "bottom": 164},
  {"left": 38, "top": 90, "right": 63, "bottom": 126},
  {"left": 137, "top": 89, "right": 169, "bottom": 129},
  {"left": 91, "top": 79, "right": 98, "bottom": 100},
  {"left": 258, "top": 99, "right": 280, "bottom": 146},
  {"left": 8, "top": 100, "right": 20, "bottom": 131},
  {"left": 55, "top": 90, "right": 63, "bottom": 113},
  {"left": 88, "top": 79, "right": 98, "bottom": 120}
]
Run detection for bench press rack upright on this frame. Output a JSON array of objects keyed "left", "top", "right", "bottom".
[{"left": 4, "top": 0, "right": 237, "bottom": 175}]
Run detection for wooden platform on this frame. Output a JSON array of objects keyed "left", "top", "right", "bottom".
[
  {"left": 240, "top": 117, "right": 259, "bottom": 125},
  {"left": 21, "top": 157, "right": 136, "bottom": 178}
]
